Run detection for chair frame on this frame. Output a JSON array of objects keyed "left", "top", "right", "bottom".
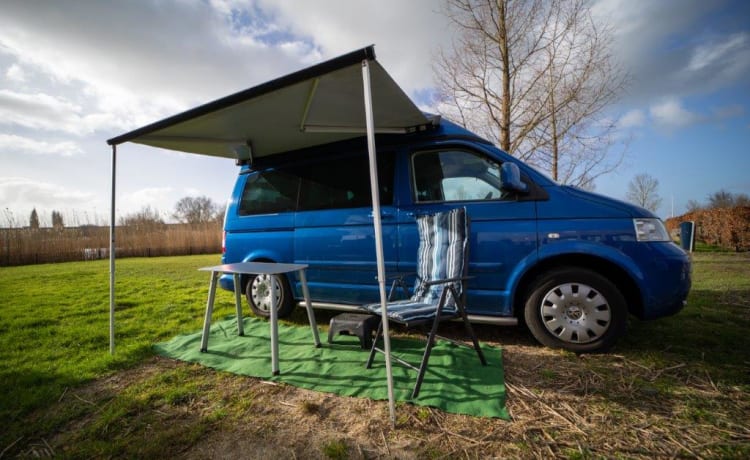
[{"left": 365, "top": 209, "right": 487, "bottom": 399}]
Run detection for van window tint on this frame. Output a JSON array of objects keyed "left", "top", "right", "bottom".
[
  {"left": 293, "top": 153, "right": 394, "bottom": 211},
  {"left": 412, "top": 150, "right": 503, "bottom": 202},
  {"left": 239, "top": 170, "right": 299, "bottom": 215},
  {"left": 238, "top": 152, "right": 395, "bottom": 215}
]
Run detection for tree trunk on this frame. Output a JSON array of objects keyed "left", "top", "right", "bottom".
[{"left": 498, "top": 0, "right": 511, "bottom": 152}]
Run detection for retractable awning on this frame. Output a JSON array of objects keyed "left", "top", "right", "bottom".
[
  {"left": 107, "top": 45, "right": 430, "bottom": 426},
  {"left": 107, "top": 46, "right": 432, "bottom": 161}
]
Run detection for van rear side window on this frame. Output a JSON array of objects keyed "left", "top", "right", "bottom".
[
  {"left": 295, "top": 154, "right": 394, "bottom": 211},
  {"left": 239, "top": 170, "right": 299, "bottom": 215},
  {"left": 238, "top": 152, "right": 395, "bottom": 215}
]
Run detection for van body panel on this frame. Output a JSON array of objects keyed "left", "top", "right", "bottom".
[
  {"left": 294, "top": 206, "right": 399, "bottom": 303},
  {"left": 625, "top": 242, "right": 692, "bottom": 319}
]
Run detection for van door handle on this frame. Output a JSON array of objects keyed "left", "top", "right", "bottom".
[{"left": 369, "top": 211, "right": 394, "bottom": 219}]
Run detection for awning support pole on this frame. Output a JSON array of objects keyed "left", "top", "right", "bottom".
[
  {"left": 109, "top": 144, "right": 117, "bottom": 355},
  {"left": 362, "top": 58, "right": 396, "bottom": 427}
]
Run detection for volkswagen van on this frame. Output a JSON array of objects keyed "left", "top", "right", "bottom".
[{"left": 219, "top": 117, "right": 691, "bottom": 353}]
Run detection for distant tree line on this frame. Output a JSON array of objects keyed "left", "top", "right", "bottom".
[
  {"left": 2, "top": 195, "right": 225, "bottom": 266},
  {"left": 686, "top": 190, "right": 750, "bottom": 212},
  {"left": 118, "top": 195, "right": 224, "bottom": 228}
]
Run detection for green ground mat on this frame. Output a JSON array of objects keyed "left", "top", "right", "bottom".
[{"left": 154, "top": 315, "right": 508, "bottom": 419}]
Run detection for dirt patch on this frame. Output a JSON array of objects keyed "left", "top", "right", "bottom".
[{"left": 17, "top": 324, "right": 750, "bottom": 459}]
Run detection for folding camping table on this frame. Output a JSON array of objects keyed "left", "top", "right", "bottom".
[{"left": 198, "top": 262, "right": 321, "bottom": 375}]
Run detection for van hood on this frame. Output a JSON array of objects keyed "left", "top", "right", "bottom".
[{"left": 540, "top": 185, "right": 657, "bottom": 219}]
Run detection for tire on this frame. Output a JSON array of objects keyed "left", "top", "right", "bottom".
[
  {"left": 244, "top": 273, "right": 295, "bottom": 318},
  {"left": 523, "top": 267, "right": 627, "bottom": 353}
]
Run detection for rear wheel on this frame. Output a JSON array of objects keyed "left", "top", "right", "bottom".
[
  {"left": 523, "top": 267, "right": 627, "bottom": 353},
  {"left": 245, "top": 273, "right": 295, "bottom": 318}
]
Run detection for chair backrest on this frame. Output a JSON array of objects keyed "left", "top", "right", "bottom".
[{"left": 411, "top": 207, "right": 469, "bottom": 307}]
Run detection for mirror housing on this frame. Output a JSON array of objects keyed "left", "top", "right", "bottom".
[{"left": 500, "top": 162, "right": 528, "bottom": 193}]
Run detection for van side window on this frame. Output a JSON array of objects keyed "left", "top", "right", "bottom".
[
  {"left": 293, "top": 153, "right": 395, "bottom": 211},
  {"left": 412, "top": 150, "right": 504, "bottom": 202},
  {"left": 239, "top": 170, "right": 299, "bottom": 215}
]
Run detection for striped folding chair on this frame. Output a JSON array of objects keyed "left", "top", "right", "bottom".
[{"left": 363, "top": 207, "right": 487, "bottom": 399}]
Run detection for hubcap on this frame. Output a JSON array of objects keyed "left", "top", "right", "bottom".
[
  {"left": 540, "top": 282, "right": 611, "bottom": 344},
  {"left": 250, "top": 274, "right": 281, "bottom": 313}
]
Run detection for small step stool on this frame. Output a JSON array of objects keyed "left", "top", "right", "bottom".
[{"left": 327, "top": 313, "right": 381, "bottom": 349}]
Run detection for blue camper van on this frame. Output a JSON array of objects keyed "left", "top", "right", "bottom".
[{"left": 219, "top": 116, "right": 691, "bottom": 353}]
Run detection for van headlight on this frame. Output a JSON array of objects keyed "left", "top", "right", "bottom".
[{"left": 633, "top": 218, "right": 670, "bottom": 242}]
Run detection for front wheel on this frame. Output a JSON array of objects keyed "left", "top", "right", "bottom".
[
  {"left": 523, "top": 268, "right": 627, "bottom": 353},
  {"left": 245, "top": 273, "right": 295, "bottom": 318}
]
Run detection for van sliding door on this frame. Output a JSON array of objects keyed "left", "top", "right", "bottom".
[{"left": 293, "top": 152, "right": 398, "bottom": 304}]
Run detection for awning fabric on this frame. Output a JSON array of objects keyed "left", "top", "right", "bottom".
[
  {"left": 106, "top": 45, "right": 431, "bottom": 427},
  {"left": 107, "top": 46, "right": 430, "bottom": 161}
]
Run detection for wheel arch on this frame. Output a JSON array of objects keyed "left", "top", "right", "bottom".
[
  {"left": 513, "top": 253, "right": 644, "bottom": 320},
  {"left": 238, "top": 251, "right": 280, "bottom": 293}
]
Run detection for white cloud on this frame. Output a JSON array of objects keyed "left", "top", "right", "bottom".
[
  {"left": 0, "top": 133, "right": 82, "bottom": 156},
  {"left": 649, "top": 98, "right": 702, "bottom": 129},
  {"left": 619, "top": 109, "right": 646, "bottom": 128},
  {"left": 0, "top": 176, "right": 98, "bottom": 216},
  {"left": 0, "top": 89, "right": 117, "bottom": 135},
  {"left": 687, "top": 32, "right": 749, "bottom": 72},
  {"left": 119, "top": 187, "right": 175, "bottom": 216},
  {"left": 645, "top": 99, "right": 745, "bottom": 131},
  {"left": 5, "top": 63, "right": 25, "bottom": 82},
  {"left": 253, "top": 0, "right": 451, "bottom": 95},
  {"left": 183, "top": 187, "right": 204, "bottom": 197},
  {"left": 592, "top": 0, "right": 749, "bottom": 104},
  {"left": 0, "top": 0, "right": 320, "bottom": 133}
]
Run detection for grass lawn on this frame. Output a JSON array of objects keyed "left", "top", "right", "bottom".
[
  {"left": 1, "top": 252, "right": 748, "bottom": 458},
  {"left": 0, "top": 255, "right": 234, "bottom": 446}
]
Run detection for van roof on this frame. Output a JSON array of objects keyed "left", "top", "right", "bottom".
[{"left": 107, "top": 46, "right": 436, "bottom": 163}]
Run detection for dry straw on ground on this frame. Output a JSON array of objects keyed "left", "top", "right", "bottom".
[{"left": 24, "top": 325, "right": 750, "bottom": 459}]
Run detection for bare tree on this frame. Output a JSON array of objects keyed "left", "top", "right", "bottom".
[
  {"left": 51, "top": 210, "right": 64, "bottom": 230},
  {"left": 686, "top": 199, "right": 703, "bottom": 213},
  {"left": 706, "top": 189, "right": 750, "bottom": 209},
  {"left": 29, "top": 208, "right": 40, "bottom": 230},
  {"left": 173, "top": 196, "right": 219, "bottom": 224},
  {"left": 435, "top": 0, "right": 627, "bottom": 187},
  {"left": 119, "top": 206, "right": 165, "bottom": 230},
  {"left": 626, "top": 173, "right": 662, "bottom": 213}
]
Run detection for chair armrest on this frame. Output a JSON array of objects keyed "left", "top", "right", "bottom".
[
  {"left": 373, "top": 272, "right": 416, "bottom": 280},
  {"left": 423, "top": 276, "right": 473, "bottom": 287}
]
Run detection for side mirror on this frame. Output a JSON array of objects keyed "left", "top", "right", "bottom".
[{"left": 500, "top": 163, "right": 528, "bottom": 193}]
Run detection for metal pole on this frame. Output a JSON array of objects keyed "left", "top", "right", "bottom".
[
  {"left": 109, "top": 144, "right": 117, "bottom": 354},
  {"left": 362, "top": 58, "right": 396, "bottom": 427}
]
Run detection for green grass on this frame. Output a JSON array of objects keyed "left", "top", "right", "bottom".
[
  {"left": 1, "top": 252, "right": 748, "bottom": 457},
  {"left": 621, "top": 252, "right": 750, "bottom": 385},
  {"left": 0, "top": 255, "right": 235, "bottom": 449}
]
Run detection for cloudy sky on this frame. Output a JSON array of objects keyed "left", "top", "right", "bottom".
[{"left": 1, "top": 0, "right": 748, "bottom": 226}]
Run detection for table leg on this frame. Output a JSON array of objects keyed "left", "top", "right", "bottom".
[
  {"left": 298, "top": 269, "right": 321, "bottom": 347},
  {"left": 270, "top": 275, "right": 279, "bottom": 375},
  {"left": 233, "top": 273, "right": 244, "bottom": 336},
  {"left": 200, "top": 271, "right": 219, "bottom": 352}
]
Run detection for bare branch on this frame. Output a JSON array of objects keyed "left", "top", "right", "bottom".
[{"left": 435, "top": 0, "right": 630, "bottom": 186}]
